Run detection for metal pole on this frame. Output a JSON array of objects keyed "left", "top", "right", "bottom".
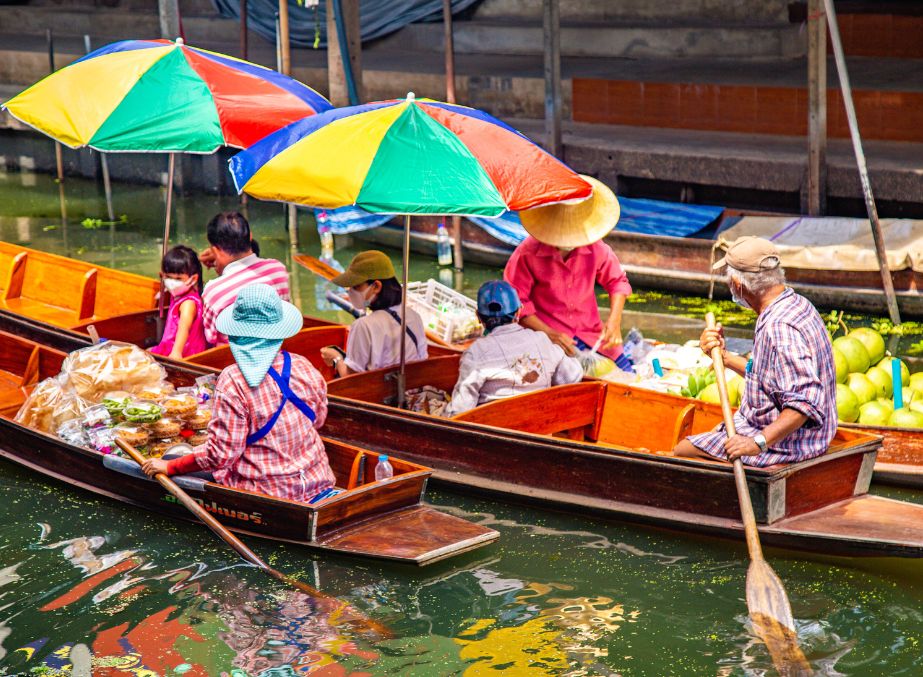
[
  {"left": 278, "top": 0, "right": 291, "bottom": 75},
  {"left": 158, "top": 152, "right": 176, "bottom": 326},
  {"left": 240, "top": 0, "right": 248, "bottom": 60},
  {"left": 823, "top": 0, "right": 901, "bottom": 325},
  {"left": 158, "top": 0, "right": 181, "bottom": 39},
  {"left": 543, "top": 0, "right": 562, "bottom": 158},
  {"left": 397, "top": 214, "right": 411, "bottom": 409},
  {"left": 806, "top": 0, "right": 827, "bottom": 216}
]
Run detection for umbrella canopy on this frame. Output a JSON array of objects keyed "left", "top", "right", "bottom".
[
  {"left": 229, "top": 94, "right": 592, "bottom": 217},
  {"left": 3, "top": 38, "right": 332, "bottom": 153}
]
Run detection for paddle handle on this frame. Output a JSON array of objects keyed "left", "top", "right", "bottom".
[{"left": 705, "top": 313, "right": 764, "bottom": 562}]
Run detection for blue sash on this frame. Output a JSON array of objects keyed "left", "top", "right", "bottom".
[{"left": 246, "top": 351, "right": 317, "bottom": 446}]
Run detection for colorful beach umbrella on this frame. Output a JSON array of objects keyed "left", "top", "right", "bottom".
[
  {"left": 2, "top": 38, "right": 332, "bottom": 153},
  {"left": 229, "top": 93, "right": 592, "bottom": 217}
]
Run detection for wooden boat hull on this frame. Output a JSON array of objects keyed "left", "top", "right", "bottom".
[{"left": 354, "top": 220, "right": 923, "bottom": 317}]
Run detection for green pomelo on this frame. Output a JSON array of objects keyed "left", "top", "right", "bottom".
[
  {"left": 737, "top": 377, "right": 746, "bottom": 406},
  {"left": 865, "top": 366, "right": 893, "bottom": 399},
  {"left": 859, "top": 401, "right": 892, "bottom": 426},
  {"left": 910, "top": 400, "right": 923, "bottom": 415},
  {"left": 910, "top": 372, "right": 923, "bottom": 392},
  {"left": 833, "top": 348, "right": 849, "bottom": 384},
  {"left": 832, "top": 336, "right": 871, "bottom": 374},
  {"left": 836, "top": 383, "right": 860, "bottom": 423},
  {"left": 901, "top": 387, "right": 921, "bottom": 404},
  {"left": 878, "top": 356, "right": 911, "bottom": 387},
  {"left": 727, "top": 375, "right": 743, "bottom": 407},
  {"left": 877, "top": 397, "right": 895, "bottom": 412},
  {"left": 698, "top": 383, "right": 721, "bottom": 404},
  {"left": 846, "top": 372, "right": 877, "bottom": 405},
  {"left": 848, "top": 327, "right": 886, "bottom": 365},
  {"left": 888, "top": 408, "right": 923, "bottom": 429}
]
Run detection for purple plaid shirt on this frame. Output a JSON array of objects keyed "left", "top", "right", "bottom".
[{"left": 689, "top": 288, "right": 837, "bottom": 466}]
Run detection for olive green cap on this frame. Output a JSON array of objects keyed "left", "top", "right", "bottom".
[{"left": 330, "top": 250, "right": 396, "bottom": 288}]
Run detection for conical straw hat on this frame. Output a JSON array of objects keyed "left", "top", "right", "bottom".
[{"left": 519, "top": 175, "right": 619, "bottom": 248}]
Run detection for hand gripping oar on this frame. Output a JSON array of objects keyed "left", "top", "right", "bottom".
[
  {"left": 115, "top": 439, "right": 392, "bottom": 639},
  {"left": 705, "top": 313, "right": 812, "bottom": 675}
]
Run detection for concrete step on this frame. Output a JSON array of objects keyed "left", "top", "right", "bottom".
[
  {"left": 0, "top": 6, "right": 237, "bottom": 44},
  {"left": 380, "top": 18, "right": 805, "bottom": 60},
  {"left": 472, "top": 0, "right": 792, "bottom": 24}
]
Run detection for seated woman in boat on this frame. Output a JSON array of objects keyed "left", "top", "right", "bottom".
[
  {"left": 149, "top": 245, "right": 208, "bottom": 360},
  {"left": 444, "top": 280, "right": 583, "bottom": 417},
  {"left": 319, "top": 251, "right": 427, "bottom": 377},
  {"left": 143, "top": 284, "right": 337, "bottom": 503},
  {"left": 673, "top": 237, "right": 837, "bottom": 466}
]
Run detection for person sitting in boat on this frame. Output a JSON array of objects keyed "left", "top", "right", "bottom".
[
  {"left": 445, "top": 280, "right": 583, "bottom": 417},
  {"left": 504, "top": 176, "right": 633, "bottom": 371},
  {"left": 199, "top": 211, "right": 291, "bottom": 346},
  {"left": 673, "top": 236, "right": 837, "bottom": 466},
  {"left": 319, "top": 251, "right": 427, "bottom": 377},
  {"left": 150, "top": 245, "right": 209, "bottom": 360},
  {"left": 142, "top": 283, "right": 337, "bottom": 503}
]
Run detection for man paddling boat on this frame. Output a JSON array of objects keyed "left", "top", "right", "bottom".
[
  {"left": 504, "top": 176, "right": 632, "bottom": 369},
  {"left": 674, "top": 237, "right": 837, "bottom": 465},
  {"left": 143, "top": 284, "right": 337, "bottom": 502}
]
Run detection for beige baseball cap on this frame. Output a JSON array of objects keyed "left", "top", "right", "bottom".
[{"left": 712, "top": 236, "right": 781, "bottom": 272}]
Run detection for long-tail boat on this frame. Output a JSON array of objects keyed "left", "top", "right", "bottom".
[
  {"left": 3, "top": 309, "right": 922, "bottom": 558},
  {"left": 0, "top": 329, "right": 497, "bottom": 565}
]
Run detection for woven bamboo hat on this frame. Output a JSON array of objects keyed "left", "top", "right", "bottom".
[{"left": 519, "top": 175, "right": 619, "bottom": 248}]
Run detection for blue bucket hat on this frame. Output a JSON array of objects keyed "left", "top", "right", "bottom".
[
  {"left": 477, "top": 280, "right": 521, "bottom": 318},
  {"left": 216, "top": 284, "right": 303, "bottom": 387}
]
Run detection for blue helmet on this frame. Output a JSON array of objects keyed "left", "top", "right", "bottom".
[{"left": 477, "top": 280, "right": 521, "bottom": 317}]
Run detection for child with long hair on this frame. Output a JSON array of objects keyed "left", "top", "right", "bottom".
[{"left": 150, "top": 245, "right": 209, "bottom": 359}]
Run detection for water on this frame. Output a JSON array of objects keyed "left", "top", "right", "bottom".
[{"left": 1, "top": 170, "right": 922, "bottom": 675}]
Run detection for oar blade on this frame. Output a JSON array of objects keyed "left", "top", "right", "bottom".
[{"left": 747, "top": 560, "right": 813, "bottom": 675}]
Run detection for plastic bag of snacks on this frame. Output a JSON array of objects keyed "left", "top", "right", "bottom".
[
  {"left": 60, "top": 341, "right": 167, "bottom": 401},
  {"left": 15, "top": 376, "right": 89, "bottom": 433},
  {"left": 404, "top": 386, "right": 450, "bottom": 416}
]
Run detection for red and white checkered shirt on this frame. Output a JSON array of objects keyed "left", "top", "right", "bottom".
[
  {"left": 191, "top": 352, "right": 335, "bottom": 501},
  {"left": 689, "top": 288, "right": 837, "bottom": 466},
  {"left": 202, "top": 254, "right": 291, "bottom": 345}
]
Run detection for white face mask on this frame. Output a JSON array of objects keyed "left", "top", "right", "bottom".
[
  {"left": 348, "top": 287, "right": 372, "bottom": 311},
  {"left": 163, "top": 277, "right": 195, "bottom": 296},
  {"left": 730, "top": 278, "right": 751, "bottom": 309}
]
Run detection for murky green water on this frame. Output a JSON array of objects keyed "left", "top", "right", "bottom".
[{"left": 1, "top": 169, "right": 922, "bottom": 676}]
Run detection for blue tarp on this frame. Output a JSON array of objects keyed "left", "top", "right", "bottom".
[
  {"left": 316, "top": 196, "right": 724, "bottom": 245},
  {"left": 212, "top": 0, "right": 481, "bottom": 48}
]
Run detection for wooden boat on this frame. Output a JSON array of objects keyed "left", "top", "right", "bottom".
[
  {"left": 0, "top": 330, "right": 497, "bottom": 566},
  {"left": 5, "top": 307, "right": 920, "bottom": 558},
  {"left": 0, "top": 242, "right": 159, "bottom": 327},
  {"left": 354, "top": 215, "right": 923, "bottom": 317}
]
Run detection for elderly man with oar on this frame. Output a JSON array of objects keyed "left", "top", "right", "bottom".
[{"left": 674, "top": 236, "right": 837, "bottom": 465}]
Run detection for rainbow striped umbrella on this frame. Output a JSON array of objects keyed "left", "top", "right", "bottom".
[
  {"left": 2, "top": 38, "right": 332, "bottom": 153},
  {"left": 229, "top": 94, "right": 592, "bottom": 217}
]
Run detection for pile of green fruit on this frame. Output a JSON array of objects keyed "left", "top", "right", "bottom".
[
  {"left": 680, "top": 367, "right": 745, "bottom": 407},
  {"left": 832, "top": 327, "right": 922, "bottom": 428}
]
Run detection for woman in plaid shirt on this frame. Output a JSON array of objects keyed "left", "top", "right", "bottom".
[
  {"left": 143, "top": 284, "right": 336, "bottom": 502},
  {"left": 673, "top": 237, "right": 837, "bottom": 466}
]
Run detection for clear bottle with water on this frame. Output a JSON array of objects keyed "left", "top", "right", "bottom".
[
  {"left": 318, "top": 211, "right": 334, "bottom": 259},
  {"left": 622, "top": 327, "right": 649, "bottom": 364},
  {"left": 315, "top": 211, "right": 344, "bottom": 311},
  {"left": 375, "top": 454, "right": 393, "bottom": 481},
  {"left": 436, "top": 223, "right": 453, "bottom": 267}
]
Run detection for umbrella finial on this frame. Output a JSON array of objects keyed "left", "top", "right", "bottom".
[
  {"left": 175, "top": 37, "right": 185, "bottom": 46},
  {"left": 406, "top": 92, "right": 416, "bottom": 102}
]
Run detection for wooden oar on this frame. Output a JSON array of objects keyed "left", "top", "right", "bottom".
[
  {"left": 705, "top": 313, "right": 812, "bottom": 675},
  {"left": 114, "top": 439, "right": 392, "bottom": 639}
]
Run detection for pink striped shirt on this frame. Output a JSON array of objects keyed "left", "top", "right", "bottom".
[{"left": 202, "top": 254, "right": 291, "bottom": 345}]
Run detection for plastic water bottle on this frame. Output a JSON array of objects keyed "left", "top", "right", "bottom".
[
  {"left": 318, "top": 211, "right": 334, "bottom": 259},
  {"left": 315, "top": 211, "right": 344, "bottom": 311},
  {"left": 436, "top": 223, "right": 453, "bottom": 267},
  {"left": 623, "top": 327, "right": 649, "bottom": 364},
  {"left": 375, "top": 455, "right": 393, "bottom": 481}
]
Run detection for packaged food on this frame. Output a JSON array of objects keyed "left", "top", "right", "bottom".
[
  {"left": 185, "top": 407, "right": 212, "bottom": 430},
  {"left": 194, "top": 374, "right": 218, "bottom": 406},
  {"left": 160, "top": 393, "right": 198, "bottom": 419},
  {"left": 15, "top": 376, "right": 89, "bottom": 433},
  {"left": 147, "top": 417, "right": 182, "bottom": 438},
  {"left": 101, "top": 390, "right": 133, "bottom": 419},
  {"left": 86, "top": 426, "right": 116, "bottom": 455},
  {"left": 123, "top": 400, "right": 163, "bottom": 424},
  {"left": 148, "top": 437, "right": 180, "bottom": 458},
  {"left": 112, "top": 423, "right": 150, "bottom": 447},
  {"left": 57, "top": 419, "right": 90, "bottom": 447},
  {"left": 135, "top": 382, "right": 176, "bottom": 401},
  {"left": 61, "top": 341, "right": 166, "bottom": 401},
  {"left": 81, "top": 404, "right": 113, "bottom": 430}
]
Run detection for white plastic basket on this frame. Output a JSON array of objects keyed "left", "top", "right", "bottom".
[{"left": 406, "top": 279, "right": 482, "bottom": 345}]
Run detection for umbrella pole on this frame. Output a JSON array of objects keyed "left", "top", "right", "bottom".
[
  {"left": 397, "top": 214, "right": 411, "bottom": 409},
  {"left": 158, "top": 152, "right": 176, "bottom": 329}
]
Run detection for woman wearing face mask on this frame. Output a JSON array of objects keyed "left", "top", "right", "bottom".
[
  {"left": 320, "top": 251, "right": 428, "bottom": 377},
  {"left": 150, "top": 245, "right": 209, "bottom": 360}
]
